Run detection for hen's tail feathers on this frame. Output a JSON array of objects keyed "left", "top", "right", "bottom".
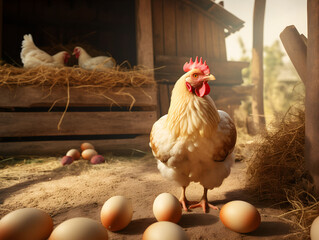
[{"left": 21, "top": 34, "right": 38, "bottom": 63}]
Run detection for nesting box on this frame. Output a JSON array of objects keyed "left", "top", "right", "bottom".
[{"left": 0, "top": 0, "right": 249, "bottom": 156}]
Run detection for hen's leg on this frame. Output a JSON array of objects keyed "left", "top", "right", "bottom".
[
  {"left": 179, "top": 186, "right": 194, "bottom": 211},
  {"left": 189, "top": 188, "right": 218, "bottom": 213}
]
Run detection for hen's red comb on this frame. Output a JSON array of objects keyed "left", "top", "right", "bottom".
[{"left": 183, "top": 57, "right": 210, "bottom": 75}]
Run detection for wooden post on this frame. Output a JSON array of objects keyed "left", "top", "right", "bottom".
[
  {"left": 135, "top": 0, "right": 154, "bottom": 74},
  {"left": 279, "top": 26, "right": 307, "bottom": 84},
  {"left": 251, "top": 0, "right": 266, "bottom": 132},
  {"left": 306, "top": 0, "right": 319, "bottom": 192},
  {"left": 0, "top": 0, "right": 3, "bottom": 59}
]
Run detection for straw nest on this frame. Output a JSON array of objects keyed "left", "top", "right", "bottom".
[
  {"left": 246, "top": 107, "right": 318, "bottom": 238},
  {"left": 0, "top": 63, "right": 155, "bottom": 88},
  {"left": 0, "top": 63, "right": 156, "bottom": 129}
]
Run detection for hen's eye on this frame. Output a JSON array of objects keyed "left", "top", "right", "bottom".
[{"left": 193, "top": 73, "right": 198, "bottom": 78}]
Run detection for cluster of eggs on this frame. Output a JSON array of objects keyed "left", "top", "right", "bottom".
[
  {"left": 61, "top": 142, "right": 105, "bottom": 166},
  {"left": 0, "top": 193, "right": 267, "bottom": 240}
]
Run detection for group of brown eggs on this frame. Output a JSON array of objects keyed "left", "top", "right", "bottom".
[
  {"left": 0, "top": 191, "right": 266, "bottom": 240},
  {"left": 0, "top": 193, "right": 188, "bottom": 240},
  {"left": 61, "top": 142, "right": 105, "bottom": 166}
]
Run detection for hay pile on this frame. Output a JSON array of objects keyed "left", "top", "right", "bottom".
[
  {"left": 246, "top": 108, "right": 319, "bottom": 238},
  {"left": 0, "top": 63, "right": 155, "bottom": 88},
  {"left": 0, "top": 64, "right": 156, "bottom": 129}
]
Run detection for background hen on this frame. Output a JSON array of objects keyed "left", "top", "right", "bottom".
[
  {"left": 150, "top": 57, "right": 237, "bottom": 213},
  {"left": 20, "top": 34, "right": 70, "bottom": 68},
  {"left": 73, "top": 46, "right": 115, "bottom": 70}
]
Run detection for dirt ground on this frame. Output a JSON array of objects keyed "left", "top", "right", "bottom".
[{"left": 0, "top": 153, "right": 296, "bottom": 239}]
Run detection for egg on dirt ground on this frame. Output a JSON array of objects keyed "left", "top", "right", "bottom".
[
  {"left": 61, "top": 156, "right": 74, "bottom": 166},
  {"left": 143, "top": 221, "right": 189, "bottom": 240},
  {"left": 153, "top": 193, "right": 182, "bottom": 223},
  {"left": 81, "top": 149, "right": 98, "bottom": 160},
  {"left": 219, "top": 200, "right": 261, "bottom": 233},
  {"left": 311, "top": 216, "right": 319, "bottom": 240},
  {"left": 66, "top": 149, "right": 81, "bottom": 160},
  {"left": 81, "top": 142, "right": 95, "bottom": 151},
  {"left": 49, "top": 217, "right": 108, "bottom": 240},
  {"left": 0, "top": 208, "right": 53, "bottom": 240},
  {"left": 100, "top": 195, "right": 133, "bottom": 232},
  {"left": 91, "top": 155, "right": 105, "bottom": 164}
]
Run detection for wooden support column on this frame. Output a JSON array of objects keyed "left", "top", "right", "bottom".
[
  {"left": 251, "top": 0, "right": 266, "bottom": 132},
  {"left": 280, "top": 26, "right": 307, "bottom": 84},
  {"left": 0, "top": 0, "right": 3, "bottom": 58},
  {"left": 135, "top": 0, "right": 154, "bottom": 74},
  {"left": 306, "top": 0, "right": 319, "bottom": 192}
]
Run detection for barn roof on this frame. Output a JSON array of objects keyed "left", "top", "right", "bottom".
[{"left": 188, "top": 0, "right": 245, "bottom": 36}]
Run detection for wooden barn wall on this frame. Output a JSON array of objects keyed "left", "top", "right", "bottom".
[
  {"left": 151, "top": 0, "right": 227, "bottom": 62},
  {"left": 2, "top": 0, "right": 137, "bottom": 66}
]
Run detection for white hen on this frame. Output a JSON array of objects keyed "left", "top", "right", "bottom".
[
  {"left": 20, "top": 34, "right": 70, "bottom": 68},
  {"left": 150, "top": 57, "right": 237, "bottom": 213},
  {"left": 73, "top": 46, "right": 115, "bottom": 70}
]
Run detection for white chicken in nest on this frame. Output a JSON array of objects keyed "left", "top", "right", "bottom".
[
  {"left": 73, "top": 46, "right": 115, "bottom": 70},
  {"left": 20, "top": 34, "right": 70, "bottom": 68},
  {"left": 150, "top": 57, "right": 237, "bottom": 213}
]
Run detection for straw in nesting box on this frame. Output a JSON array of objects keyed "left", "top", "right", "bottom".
[{"left": 0, "top": 64, "right": 156, "bottom": 129}]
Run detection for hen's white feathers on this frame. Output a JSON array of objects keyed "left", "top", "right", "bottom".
[
  {"left": 21, "top": 34, "right": 68, "bottom": 68},
  {"left": 150, "top": 74, "right": 237, "bottom": 190},
  {"left": 75, "top": 47, "right": 115, "bottom": 70}
]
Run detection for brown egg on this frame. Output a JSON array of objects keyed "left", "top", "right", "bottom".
[
  {"left": 61, "top": 156, "right": 74, "bottom": 166},
  {"left": 49, "top": 217, "right": 108, "bottom": 240},
  {"left": 100, "top": 196, "right": 133, "bottom": 232},
  {"left": 153, "top": 193, "right": 182, "bottom": 223},
  {"left": 220, "top": 200, "right": 261, "bottom": 233},
  {"left": 311, "top": 216, "right": 319, "bottom": 240},
  {"left": 66, "top": 149, "right": 81, "bottom": 160},
  {"left": 81, "top": 142, "right": 95, "bottom": 151},
  {"left": 143, "top": 221, "right": 189, "bottom": 240},
  {"left": 0, "top": 208, "right": 53, "bottom": 240},
  {"left": 81, "top": 149, "right": 98, "bottom": 160},
  {"left": 91, "top": 155, "right": 105, "bottom": 164}
]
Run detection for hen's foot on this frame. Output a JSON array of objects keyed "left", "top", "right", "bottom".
[
  {"left": 179, "top": 197, "right": 197, "bottom": 212},
  {"left": 188, "top": 199, "right": 218, "bottom": 213}
]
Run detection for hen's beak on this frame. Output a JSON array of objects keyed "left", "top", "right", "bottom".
[{"left": 203, "top": 74, "right": 216, "bottom": 81}]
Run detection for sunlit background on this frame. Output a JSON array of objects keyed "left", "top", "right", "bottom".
[
  {"left": 223, "top": 0, "right": 307, "bottom": 61},
  {"left": 222, "top": 0, "right": 307, "bottom": 126}
]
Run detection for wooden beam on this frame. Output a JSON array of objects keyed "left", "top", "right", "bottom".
[
  {"left": 135, "top": 0, "right": 154, "bottom": 73},
  {"left": 280, "top": 25, "right": 307, "bottom": 84},
  {"left": 0, "top": 0, "right": 2, "bottom": 58},
  {"left": 251, "top": 0, "right": 266, "bottom": 132},
  {"left": 0, "top": 86, "right": 157, "bottom": 108},
  {"left": 0, "top": 111, "right": 157, "bottom": 137},
  {"left": 0, "top": 135, "right": 151, "bottom": 156},
  {"left": 306, "top": 0, "right": 319, "bottom": 192}
]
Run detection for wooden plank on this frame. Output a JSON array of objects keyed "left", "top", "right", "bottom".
[
  {"left": 135, "top": 0, "right": 154, "bottom": 70},
  {"left": 0, "top": 0, "right": 3, "bottom": 58},
  {"left": 217, "top": 23, "right": 227, "bottom": 61},
  {"left": 154, "top": 55, "right": 248, "bottom": 84},
  {"left": 0, "top": 86, "right": 157, "bottom": 108},
  {"left": 151, "top": 0, "right": 164, "bottom": 56},
  {"left": 0, "top": 111, "right": 157, "bottom": 137},
  {"left": 0, "top": 135, "right": 151, "bottom": 156},
  {"left": 176, "top": 1, "right": 192, "bottom": 56},
  {"left": 211, "top": 21, "right": 221, "bottom": 59},
  {"left": 158, "top": 83, "right": 170, "bottom": 116},
  {"left": 279, "top": 25, "right": 307, "bottom": 84},
  {"left": 305, "top": 0, "right": 319, "bottom": 191},
  {"left": 163, "top": 0, "right": 177, "bottom": 56},
  {"left": 205, "top": 17, "right": 215, "bottom": 59},
  {"left": 191, "top": 10, "right": 206, "bottom": 57},
  {"left": 251, "top": 0, "right": 266, "bottom": 130}
]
